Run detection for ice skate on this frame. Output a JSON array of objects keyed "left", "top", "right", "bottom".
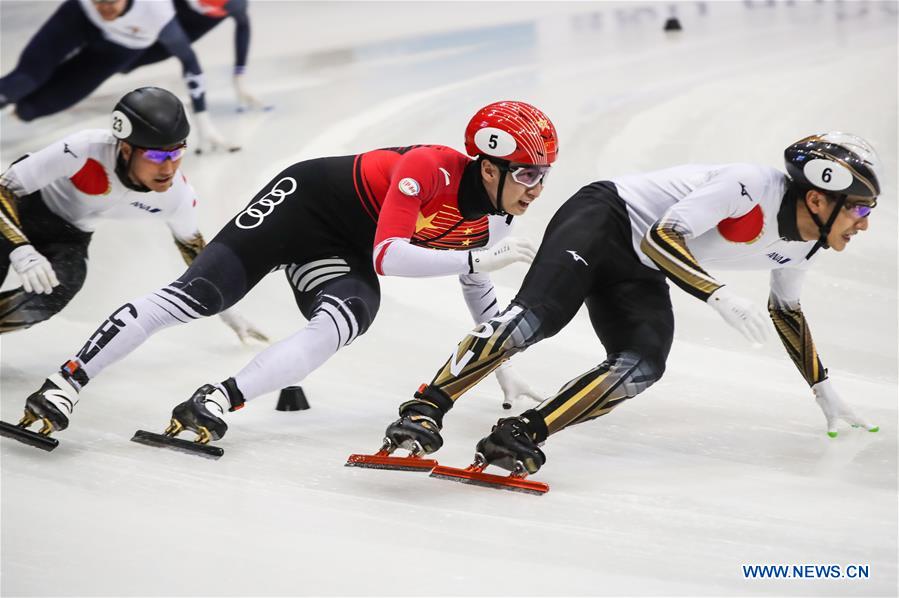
[
  {"left": 475, "top": 416, "right": 546, "bottom": 475},
  {"left": 0, "top": 373, "right": 79, "bottom": 451},
  {"left": 131, "top": 384, "right": 234, "bottom": 459},
  {"left": 346, "top": 390, "right": 447, "bottom": 472},
  {"left": 430, "top": 416, "right": 549, "bottom": 495}
]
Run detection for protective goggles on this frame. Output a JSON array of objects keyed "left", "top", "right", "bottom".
[
  {"left": 845, "top": 199, "right": 876, "bottom": 218},
  {"left": 92, "top": 0, "right": 120, "bottom": 4},
  {"left": 140, "top": 145, "right": 186, "bottom": 164},
  {"left": 508, "top": 164, "right": 551, "bottom": 188}
]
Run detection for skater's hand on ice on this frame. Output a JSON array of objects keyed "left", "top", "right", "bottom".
[
  {"left": 233, "top": 73, "right": 272, "bottom": 112},
  {"left": 219, "top": 310, "right": 269, "bottom": 344},
  {"left": 812, "top": 378, "right": 878, "bottom": 438},
  {"left": 470, "top": 237, "right": 536, "bottom": 273},
  {"left": 706, "top": 286, "right": 768, "bottom": 345},
  {"left": 10, "top": 244, "right": 59, "bottom": 294},
  {"left": 194, "top": 111, "right": 241, "bottom": 154},
  {"left": 495, "top": 362, "right": 542, "bottom": 410}
]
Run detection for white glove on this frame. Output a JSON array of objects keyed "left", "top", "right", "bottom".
[
  {"left": 194, "top": 111, "right": 241, "bottom": 154},
  {"left": 495, "top": 361, "right": 542, "bottom": 409},
  {"left": 233, "top": 73, "right": 272, "bottom": 112},
  {"left": 470, "top": 237, "right": 536, "bottom": 273},
  {"left": 219, "top": 309, "right": 269, "bottom": 344},
  {"left": 706, "top": 286, "right": 768, "bottom": 345},
  {"left": 812, "top": 378, "right": 878, "bottom": 438},
  {"left": 10, "top": 244, "right": 59, "bottom": 294}
]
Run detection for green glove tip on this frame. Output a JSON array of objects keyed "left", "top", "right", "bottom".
[
  {"left": 827, "top": 431, "right": 838, "bottom": 438},
  {"left": 869, "top": 426, "right": 879, "bottom": 433}
]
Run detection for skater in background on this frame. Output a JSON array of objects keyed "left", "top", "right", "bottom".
[
  {"left": 12, "top": 101, "right": 558, "bottom": 446},
  {"left": 379, "top": 132, "right": 882, "bottom": 479},
  {"left": 125, "top": 0, "right": 269, "bottom": 112},
  {"left": 0, "top": 0, "right": 239, "bottom": 151},
  {"left": 0, "top": 86, "right": 265, "bottom": 341}
]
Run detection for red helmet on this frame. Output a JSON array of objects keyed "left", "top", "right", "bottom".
[{"left": 464, "top": 101, "right": 558, "bottom": 166}]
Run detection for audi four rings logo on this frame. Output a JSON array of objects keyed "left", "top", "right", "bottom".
[{"left": 235, "top": 177, "right": 298, "bottom": 229}]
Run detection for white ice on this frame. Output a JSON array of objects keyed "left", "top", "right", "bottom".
[{"left": 1, "top": 2, "right": 896, "bottom": 596}]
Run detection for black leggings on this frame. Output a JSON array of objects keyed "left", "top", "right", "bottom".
[
  {"left": 170, "top": 157, "right": 381, "bottom": 332},
  {"left": 515, "top": 181, "right": 674, "bottom": 372},
  {"left": 0, "top": 0, "right": 142, "bottom": 121},
  {"left": 0, "top": 192, "right": 92, "bottom": 333}
]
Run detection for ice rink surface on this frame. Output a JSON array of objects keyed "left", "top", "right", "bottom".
[{"left": 1, "top": 1, "right": 897, "bottom": 596}]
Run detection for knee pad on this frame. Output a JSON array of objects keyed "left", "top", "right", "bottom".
[
  {"left": 608, "top": 351, "right": 665, "bottom": 396},
  {"left": 315, "top": 292, "right": 377, "bottom": 347},
  {"left": 481, "top": 303, "right": 544, "bottom": 354},
  {"left": 170, "top": 277, "right": 225, "bottom": 316}
]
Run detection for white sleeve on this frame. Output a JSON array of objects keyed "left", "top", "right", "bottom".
[
  {"left": 486, "top": 213, "right": 514, "bottom": 246},
  {"left": 661, "top": 164, "right": 768, "bottom": 238},
  {"left": 459, "top": 272, "right": 500, "bottom": 323},
  {"left": 769, "top": 267, "right": 807, "bottom": 310},
  {"left": 373, "top": 237, "right": 470, "bottom": 277},
  {"left": 1, "top": 134, "right": 91, "bottom": 196},
  {"left": 165, "top": 179, "right": 201, "bottom": 242},
  {"left": 455, "top": 214, "right": 513, "bottom": 321}
]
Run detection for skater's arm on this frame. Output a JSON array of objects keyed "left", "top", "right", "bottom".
[
  {"left": 157, "top": 19, "right": 207, "bottom": 113},
  {"left": 456, "top": 216, "right": 516, "bottom": 322},
  {"left": 639, "top": 214, "right": 721, "bottom": 301},
  {"left": 173, "top": 232, "right": 206, "bottom": 265},
  {"left": 372, "top": 150, "right": 468, "bottom": 276},
  {"left": 769, "top": 267, "right": 876, "bottom": 436},
  {"left": 767, "top": 267, "right": 826, "bottom": 387},
  {"left": 0, "top": 134, "right": 91, "bottom": 247},
  {"left": 167, "top": 177, "right": 203, "bottom": 265},
  {"left": 639, "top": 164, "right": 769, "bottom": 301},
  {"left": 228, "top": 0, "right": 250, "bottom": 72},
  {"left": 459, "top": 272, "right": 499, "bottom": 322},
  {"left": 0, "top": 183, "right": 27, "bottom": 247}
]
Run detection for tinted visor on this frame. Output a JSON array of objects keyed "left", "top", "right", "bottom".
[
  {"left": 509, "top": 164, "right": 551, "bottom": 188},
  {"left": 140, "top": 145, "right": 186, "bottom": 164},
  {"left": 845, "top": 199, "right": 876, "bottom": 218}
]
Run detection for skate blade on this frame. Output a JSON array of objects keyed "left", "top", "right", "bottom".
[
  {"left": 131, "top": 430, "right": 223, "bottom": 460},
  {"left": 0, "top": 420, "right": 59, "bottom": 452},
  {"left": 345, "top": 450, "right": 437, "bottom": 472},
  {"left": 430, "top": 464, "right": 549, "bottom": 495}
]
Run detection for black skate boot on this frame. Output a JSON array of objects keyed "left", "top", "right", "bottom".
[
  {"left": 429, "top": 410, "right": 551, "bottom": 494},
  {"left": 131, "top": 379, "right": 244, "bottom": 459},
  {"left": 22, "top": 373, "right": 80, "bottom": 434},
  {"left": 346, "top": 385, "right": 452, "bottom": 471},
  {"left": 166, "top": 381, "right": 245, "bottom": 444},
  {"left": 384, "top": 385, "right": 454, "bottom": 455},
  {"left": 475, "top": 411, "right": 548, "bottom": 475},
  {"left": 0, "top": 373, "right": 80, "bottom": 451}
]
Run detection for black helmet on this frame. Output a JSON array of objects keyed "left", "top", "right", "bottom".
[
  {"left": 111, "top": 87, "right": 190, "bottom": 149},
  {"left": 784, "top": 132, "right": 881, "bottom": 201}
]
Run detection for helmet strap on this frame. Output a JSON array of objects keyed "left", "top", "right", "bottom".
[
  {"left": 484, "top": 157, "right": 509, "bottom": 216},
  {"left": 114, "top": 142, "right": 151, "bottom": 193},
  {"left": 494, "top": 170, "right": 509, "bottom": 216},
  {"left": 804, "top": 192, "right": 846, "bottom": 259}
]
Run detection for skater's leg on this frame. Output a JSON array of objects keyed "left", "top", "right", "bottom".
[
  {"left": 383, "top": 183, "right": 616, "bottom": 453},
  {"left": 0, "top": 0, "right": 94, "bottom": 105},
  {"left": 59, "top": 241, "right": 262, "bottom": 388},
  {"left": 0, "top": 240, "right": 89, "bottom": 333},
  {"left": 0, "top": 191, "right": 92, "bottom": 333},
  {"left": 226, "top": 259, "right": 380, "bottom": 403},
  {"left": 167, "top": 259, "right": 380, "bottom": 441},
  {"left": 475, "top": 279, "right": 674, "bottom": 474},
  {"left": 15, "top": 41, "right": 140, "bottom": 121}
]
